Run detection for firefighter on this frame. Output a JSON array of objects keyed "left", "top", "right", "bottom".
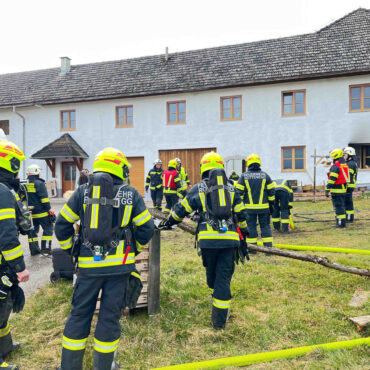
[
  {"left": 236, "top": 154, "right": 275, "bottom": 247},
  {"left": 343, "top": 147, "right": 358, "bottom": 222},
  {"left": 25, "top": 164, "right": 54, "bottom": 255},
  {"left": 175, "top": 157, "right": 190, "bottom": 197},
  {"left": 325, "top": 148, "right": 349, "bottom": 228},
  {"left": 162, "top": 159, "right": 183, "bottom": 214},
  {"left": 55, "top": 147, "right": 154, "bottom": 370},
  {"left": 145, "top": 159, "right": 164, "bottom": 211},
  {"left": 272, "top": 179, "right": 294, "bottom": 233},
  {"left": 229, "top": 171, "right": 239, "bottom": 183},
  {"left": 159, "top": 152, "right": 248, "bottom": 330},
  {"left": 0, "top": 139, "right": 30, "bottom": 370}
]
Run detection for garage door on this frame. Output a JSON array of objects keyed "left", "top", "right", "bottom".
[
  {"left": 158, "top": 148, "right": 216, "bottom": 186},
  {"left": 127, "top": 156, "right": 145, "bottom": 196}
]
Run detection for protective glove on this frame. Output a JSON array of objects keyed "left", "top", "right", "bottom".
[
  {"left": 11, "top": 285, "right": 25, "bottom": 313},
  {"left": 325, "top": 190, "right": 330, "bottom": 198},
  {"left": 145, "top": 186, "right": 149, "bottom": 192},
  {"left": 49, "top": 209, "right": 56, "bottom": 223},
  {"left": 239, "top": 227, "right": 249, "bottom": 239},
  {"left": 240, "top": 240, "right": 250, "bottom": 261},
  {"left": 156, "top": 219, "right": 172, "bottom": 230}
]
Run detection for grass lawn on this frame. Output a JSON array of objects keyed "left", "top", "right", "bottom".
[{"left": 9, "top": 198, "right": 370, "bottom": 369}]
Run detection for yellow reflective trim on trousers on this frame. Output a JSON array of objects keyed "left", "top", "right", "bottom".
[
  {"left": 262, "top": 237, "right": 273, "bottom": 243},
  {"left": 133, "top": 209, "right": 151, "bottom": 226},
  {"left": 0, "top": 208, "right": 15, "bottom": 220},
  {"left": 60, "top": 204, "right": 79, "bottom": 223},
  {"left": 272, "top": 218, "right": 280, "bottom": 222},
  {"left": 60, "top": 237, "right": 73, "bottom": 250},
  {"left": 246, "top": 238, "right": 258, "bottom": 243},
  {"left": 346, "top": 210, "right": 355, "bottom": 215},
  {"left": 208, "top": 286, "right": 214, "bottom": 294},
  {"left": 40, "top": 197, "right": 50, "bottom": 203},
  {"left": 62, "top": 335, "right": 87, "bottom": 351},
  {"left": 0, "top": 323, "right": 10, "bottom": 338},
  {"left": 337, "top": 215, "right": 345, "bottom": 219},
  {"left": 181, "top": 198, "right": 193, "bottom": 213},
  {"left": 2, "top": 245, "right": 23, "bottom": 261},
  {"left": 199, "top": 192, "right": 206, "bottom": 212},
  {"left": 121, "top": 205, "right": 133, "bottom": 227},
  {"left": 28, "top": 237, "right": 38, "bottom": 242},
  {"left": 281, "top": 219, "right": 290, "bottom": 224},
  {"left": 259, "top": 179, "right": 266, "bottom": 205},
  {"left": 244, "top": 179, "right": 253, "bottom": 205},
  {"left": 32, "top": 212, "right": 49, "bottom": 218},
  {"left": 94, "top": 338, "right": 120, "bottom": 353},
  {"left": 217, "top": 176, "right": 226, "bottom": 207},
  {"left": 197, "top": 231, "right": 239, "bottom": 241},
  {"left": 78, "top": 253, "right": 135, "bottom": 268},
  {"left": 42, "top": 236, "right": 53, "bottom": 241},
  {"left": 90, "top": 185, "right": 100, "bottom": 229},
  {"left": 213, "top": 298, "right": 231, "bottom": 309}
]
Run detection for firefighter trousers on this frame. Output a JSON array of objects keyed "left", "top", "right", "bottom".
[
  {"left": 60, "top": 274, "right": 129, "bottom": 370},
  {"left": 345, "top": 188, "right": 354, "bottom": 222},
  {"left": 0, "top": 290, "right": 14, "bottom": 364},
  {"left": 246, "top": 212, "right": 273, "bottom": 246},
  {"left": 331, "top": 194, "right": 346, "bottom": 226},
  {"left": 163, "top": 193, "right": 178, "bottom": 214},
  {"left": 28, "top": 216, "right": 53, "bottom": 252},
  {"left": 150, "top": 188, "right": 163, "bottom": 210},
  {"left": 201, "top": 248, "right": 235, "bottom": 328},
  {"left": 272, "top": 191, "right": 290, "bottom": 232}
]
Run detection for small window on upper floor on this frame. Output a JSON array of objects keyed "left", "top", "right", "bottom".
[
  {"left": 282, "top": 90, "right": 306, "bottom": 117},
  {"left": 116, "top": 105, "right": 133, "bottom": 127},
  {"left": 349, "top": 84, "right": 370, "bottom": 112},
  {"left": 0, "top": 120, "right": 9, "bottom": 135},
  {"left": 167, "top": 101, "right": 186, "bottom": 124},
  {"left": 281, "top": 146, "right": 306, "bottom": 171},
  {"left": 60, "top": 110, "right": 76, "bottom": 131},
  {"left": 220, "top": 96, "right": 242, "bottom": 121}
]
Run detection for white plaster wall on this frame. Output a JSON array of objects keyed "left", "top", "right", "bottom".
[{"left": 1, "top": 73, "right": 370, "bottom": 194}]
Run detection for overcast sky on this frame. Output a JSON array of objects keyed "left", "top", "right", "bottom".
[{"left": 0, "top": 0, "right": 369, "bottom": 74}]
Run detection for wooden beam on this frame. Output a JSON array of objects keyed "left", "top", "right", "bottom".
[
  {"left": 72, "top": 157, "right": 83, "bottom": 172},
  {"left": 45, "top": 158, "right": 56, "bottom": 178},
  {"left": 148, "top": 229, "right": 161, "bottom": 316}
]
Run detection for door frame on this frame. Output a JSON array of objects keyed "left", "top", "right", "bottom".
[{"left": 61, "top": 161, "right": 77, "bottom": 194}]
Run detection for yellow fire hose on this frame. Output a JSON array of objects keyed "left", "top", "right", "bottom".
[
  {"left": 151, "top": 337, "right": 370, "bottom": 369},
  {"left": 256, "top": 242, "right": 370, "bottom": 256}
]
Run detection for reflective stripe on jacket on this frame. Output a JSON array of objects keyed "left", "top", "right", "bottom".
[
  {"left": 26, "top": 175, "right": 51, "bottom": 215},
  {"left": 326, "top": 160, "right": 349, "bottom": 194},
  {"left": 347, "top": 158, "right": 358, "bottom": 189},
  {"left": 163, "top": 169, "right": 181, "bottom": 194},
  {"left": 145, "top": 167, "right": 163, "bottom": 189}
]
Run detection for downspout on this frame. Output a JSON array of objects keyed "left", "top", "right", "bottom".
[{"left": 12, "top": 106, "right": 26, "bottom": 178}]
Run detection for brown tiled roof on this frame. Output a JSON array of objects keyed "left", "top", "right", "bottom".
[{"left": 1, "top": 8, "right": 370, "bottom": 108}]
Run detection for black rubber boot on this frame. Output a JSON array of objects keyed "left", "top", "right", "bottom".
[
  {"left": 347, "top": 214, "right": 354, "bottom": 223},
  {"left": 211, "top": 305, "right": 227, "bottom": 331},
  {"left": 93, "top": 350, "right": 120, "bottom": 370},
  {"left": 3, "top": 343, "right": 20, "bottom": 359},
  {"left": 59, "top": 348, "right": 85, "bottom": 370},
  {"left": 41, "top": 240, "right": 52, "bottom": 255},
  {"left": 29, "top": 242, "right": 41, "bottom": 256}
]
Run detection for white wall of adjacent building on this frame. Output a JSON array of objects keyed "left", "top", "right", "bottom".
[{"left": 1, "top": 73, "right": 370, "bottom": 195}]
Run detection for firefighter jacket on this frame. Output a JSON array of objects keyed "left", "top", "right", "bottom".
[
  {"left": 178, "top": 166, "right": 190, "bottom": 190},
  {"left": 0, "top": 175, "right": 26, "bottom": 274},
  {"left": 236, "top": 167, "right": 275, "bottom": 214},
  {"left": 163, "top": 169, "right": 182, "bottom": 194},
  {"left": 275, "top": 179, "right": 294, "bottom": 206},
  {"left": 326, "top": 158, "right": 349, "bottom": 194},
  {"left": 55, "top": 177, "right": 154, "bottom": 276},
  {"left": 347, "top": 157, "right": 358, "bottom": 189},
  {"left": 25, "top": 175, "right": 51, "bottom": 218},
  {"left": 168, "top": 181, "right": 248, "bottom": 249},
  {"left": 145, "top": 167, "right": 163, "bottom": 190}
]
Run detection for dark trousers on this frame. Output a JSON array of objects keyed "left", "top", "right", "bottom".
[
  {"left": 246, "top": 212, "right": 273, "bottom": 246},
  {"left": 0, "top": 291, "right": 14, "bottom": 363},
  {"left": 29, "top": 216, "right": 53, "bottom": 251},
  {"left": 331, "top": 194, "right": 346, "bottom": 227},
  {"left": 61, "top": 274, "right": 129, "bottom": 370},
  {"left": 345, "top": 188, "right": 354, "bottom": 221},
  {"left": 201, "top": 248, "right": 235, "bottom": 328},
  {"left": 150, "top": 188, "right": 163, "bottom": 210},
  {"left": 272, "top": 191, "right": 290, "bottom": 232},
  {"left": 163, "top": 193, "right": 178, "bottom": 214}
]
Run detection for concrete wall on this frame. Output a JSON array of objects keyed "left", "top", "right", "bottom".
[{"left": 1, "top": 73, "right": 370, "bottom": 194}]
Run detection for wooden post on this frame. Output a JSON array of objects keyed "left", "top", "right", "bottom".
[
  {"left": 148, "top": 229, "right": 161, "bottom": 316},
  {"left": 313, "top": 148, "right": 317, "bottom": 203}
]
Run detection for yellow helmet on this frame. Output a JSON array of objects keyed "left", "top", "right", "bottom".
[
  {"left": 246, "top": 153, "right": 261, "bottom": 167},
  {"left": 93, "top": 147, "right": 130, "bottom": 180},
  {"left": 168, "top": 159, "right": 178, "bottom": 169},
  {"left": 200, "top": 151, "right": 224, "bottom": 175},
  {"left": 0, "top": 140, "right": 26, "bottom": 174},
  {"left": 330, "top": 148, "right": 344, "bottom": 160}
]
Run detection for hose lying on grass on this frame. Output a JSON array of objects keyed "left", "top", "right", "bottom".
[
  {"left": 149, "top": 209, "right": 370, "bottom": 277},
  {"left": 151, "top": 337, "right": 370, "bottom": 369}
]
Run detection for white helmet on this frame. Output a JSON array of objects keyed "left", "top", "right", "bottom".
[
  {"left": 343, "top": 147, "right": 356, "bottom": 156},
  {"left": 27, "top": 164, "right": 42, "bottom": 176},
  {"left": 154, "top": 159, "right": 162, "bottom": 165},
  {"left": 175, "top": 157, "right": 181, "bottom": 164}
]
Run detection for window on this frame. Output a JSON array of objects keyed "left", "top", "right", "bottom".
[
  {"left": 349, "top": 84, "right": 370, "bottom": 112},
  {"left": 60, "top": 110, "right": 76, "bottom": 130},
  {"left": 167, "top": 101, "right": 186, "bottom": 124},
  {"left": 0, "top": 120, "right": 9, "bottom": 135},
  {"left": 281, "top": 146, "right": 305, "bottom": 171},
  {"left": 282, "top": 90, "right": 306, "bottom": 116},
  {"left": 220, "top": 96, "right": 242, "bottom": 120},
  {"left": 116, "top": 105, "right": 133, "bottom": 127},
  {"left": 349, "top": 144, "right": 370, "bottom": 169}
]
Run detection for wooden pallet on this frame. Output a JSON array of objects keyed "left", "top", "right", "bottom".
[{"left": 134, "top": 245, "right": 149, "bottom": 309}]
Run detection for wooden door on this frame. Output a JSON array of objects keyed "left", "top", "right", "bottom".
[
  {"left": 62, "top": 162, "right": 77, "bottom": 194},
  {"left": 127, "top": 156, "right": 145, "bottom": 196},
  {"left": 158, "top": 148, "right": 216, "bottom": 186}
]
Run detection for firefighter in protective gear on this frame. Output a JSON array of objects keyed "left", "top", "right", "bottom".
[
  {"left": 175, "top": 157, "right": 190, "bottom": 197},
  {"left": 326, "top": 148, "right": 349, "bottom": 228},
  {"left": 229, "top": 171, "right": 239, "bottom": 183},
  {"left": 160, "top": 152, "right": 248, "bottom": 330},
  {"left": 236, "top": 154, "right": 275, "bottom": 247},
  {"left": 25, "top": 164, "right": 54, "bottom": 255},
  {"left": 0, "top": 140, "right": 30, "bottom": 370},
  {"left": 55, "top": 147, "right": 154, "bottom": 370},
  {"left": 162, "top": 159, "right": 182, "bottom": 214},
  {"left": 272, "top": 179, "right": 293, "bottom": 233},
  {"left": 343, "top": 147, "right": 358, "bottom": 222},
  {"left": 145, "top": 159, "right": 164, "bottom": 210}
]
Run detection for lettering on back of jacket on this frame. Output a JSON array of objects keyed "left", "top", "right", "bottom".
[{"left": 244, "top": 173, "right": 267, "bottom": 180}]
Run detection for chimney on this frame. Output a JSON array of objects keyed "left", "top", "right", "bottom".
[
  {"left": 60, "top": 56, "right": 71, "bottom": 75},
  {"left": 164, "top": 47, "right": 169, "bottom": 63}
]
